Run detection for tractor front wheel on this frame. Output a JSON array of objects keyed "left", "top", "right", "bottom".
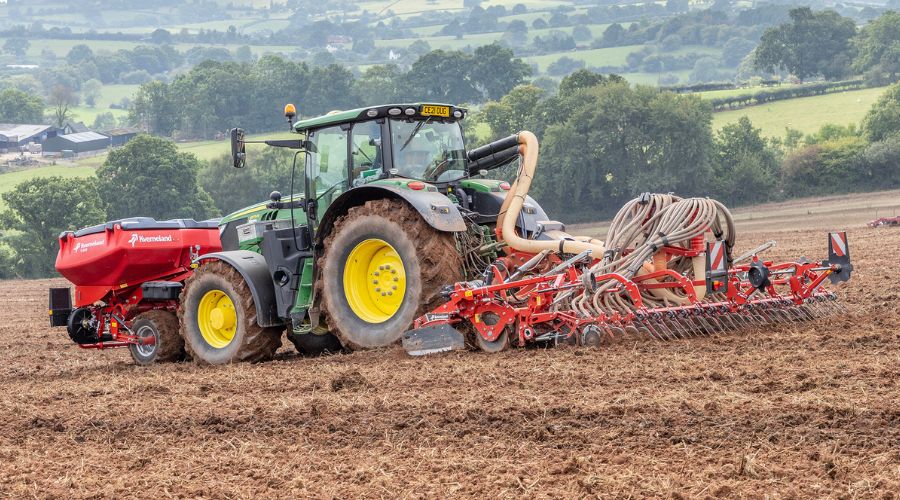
[
  {"left": 179, "top": 261, "right": 282, "bottom": 364},
  {"left": 318, "top": 199, "right": 462, "bottom": 350}
]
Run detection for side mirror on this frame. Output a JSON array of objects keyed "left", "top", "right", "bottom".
[{"left": 230, "top": 128, "right": 246, "bottom": 169}]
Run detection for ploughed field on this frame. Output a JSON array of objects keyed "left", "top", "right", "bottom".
[{"left": 0, "top": 191, "right": 898, "bottom": 498}]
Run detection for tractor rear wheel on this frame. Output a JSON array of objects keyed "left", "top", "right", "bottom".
[
  {"left": 318, "top": 198, "right": 463, "bottom": 350},
  {"left": 179, "top": 260, "right": 282, "bottom": 364},
  {"left": 129, "top": 310, "right": 184, "bottom": 365}
]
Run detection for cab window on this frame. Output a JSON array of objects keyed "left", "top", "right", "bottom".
[
  {"left": 308, "top": 125, "right": 349, "bottom": 210},
  {"left": 350, "top": 121, "right": 383, "bottom": 181}
]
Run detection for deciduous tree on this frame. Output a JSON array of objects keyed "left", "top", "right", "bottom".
[
  {"left": 753, "top": 7, "right": 856, "bottom": 81},
  {"left": 0, "top": 88, "right": 44, "bottom": 123},
  {"left": 96, "top": 135, "right": 217, "bottom": 220},
  {"left": 2, "top": 38, "right": 29, "bottom": 57},
  {"left": 0, "top": 177, "right": 105, "bottom": 277}
]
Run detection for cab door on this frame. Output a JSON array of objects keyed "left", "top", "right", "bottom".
[{"left": 306, "top": 124, "right": 351, "bottom": 222}]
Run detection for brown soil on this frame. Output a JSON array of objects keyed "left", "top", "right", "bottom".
[{"left": 0, "top": 193, "right": 897, "bottom": 498}]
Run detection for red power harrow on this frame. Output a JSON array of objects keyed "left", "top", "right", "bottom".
[
  {"left": 402, "top": 231, "right": 853, "bottom": 356},
  {"left": 868, "top": 216, "right": 900, "bottom": 228}
]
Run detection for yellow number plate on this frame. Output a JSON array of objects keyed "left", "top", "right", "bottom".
[{"left": 421, "top": 105, "right": 450, "bottom": 117}]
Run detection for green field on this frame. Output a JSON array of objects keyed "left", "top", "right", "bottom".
[
  {"left": 622, "top": 70, "right": 692, "bottom": 86},
  {"left": 522, "top": 45, "right": 719, "bottom": 73},
  {"left": 711, "top": 86, "right": 888, "bottom": 138},
  {"left": 524, "top": 45, "right": 642, "bottom": 71},
  {"left": 62, "top": 106, "right": 126, "bottom": 126},
  {"left": 0, "top": 165, "right": 96, "bottom": 210},
  {"left": 390, "top": 23, "right": 623, "bottom": 49},
  {"left": 44, "top": 84, "right": 138, "bottom": 128}
]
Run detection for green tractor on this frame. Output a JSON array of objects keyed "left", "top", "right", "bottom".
[{"left": 179, "top": 103, "right": 551, "bottom": 363}]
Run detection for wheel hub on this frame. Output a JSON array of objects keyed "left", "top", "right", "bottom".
[
  {"left": 343, "top": 238, "right": 407, "bottom": 323},
  {"left": 198, "top": 290, "right": 237, "bottom": 348}
]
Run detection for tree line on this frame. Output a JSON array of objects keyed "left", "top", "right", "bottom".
[
  {"left": 3, "top": 75, "right": 900, "bottom": 278},
  {"left": 469, "top": 70, "right": 900, "bottom": 220},
  {"left": 130, "top": 44, "right": 531, "bottom": 139}
]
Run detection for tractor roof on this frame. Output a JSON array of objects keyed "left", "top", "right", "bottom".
[{"left": 292, "top": 103, "right": 466, "bottom": 132}]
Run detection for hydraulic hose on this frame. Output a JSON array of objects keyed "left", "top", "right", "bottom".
[{"left": 494, "top": 131, "right": 737, "bottom": 315}]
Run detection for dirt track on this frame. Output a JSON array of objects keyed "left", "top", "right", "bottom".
[{"left": 0, "top": 193, "right": 898, "bottom": 498}]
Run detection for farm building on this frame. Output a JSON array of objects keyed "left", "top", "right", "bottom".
[
  {"left": 42, "top": 131, "right": 111, "bottom": 156},
  {"left": 102, "top": 127, "right": 139, "bottom": 147},
  {"left": 62, "top": 121, "right": 90, "bottom": 135},
  {"left": 0, "top": 124, "right": 58, "bottom": 150}
]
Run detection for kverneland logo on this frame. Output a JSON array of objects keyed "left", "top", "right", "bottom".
[
  {"left": 128, "top": 233, "right": 174, "bottom": 247},
  {"left": 73, "top": 239, "right": 104, "bottom": 253}
]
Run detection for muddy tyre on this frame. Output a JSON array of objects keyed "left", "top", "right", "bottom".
[
  {"left": 179, "top": 260, "right": 282, "bottom": 364},
  {"left": 319, "top": 198, "right": 463, "bottom": 350},
  {"left": 129, "top": 310, "right": 185, "bottom": 365}
]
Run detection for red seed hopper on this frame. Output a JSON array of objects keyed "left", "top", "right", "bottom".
[
  {"left": 56, "top": 217, "right": 222, "bottom": 306},
  {"left": 50, "top": 217, "right": 222, "bottom": 361}
]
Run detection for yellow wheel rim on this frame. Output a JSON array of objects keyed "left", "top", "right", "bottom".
[
  {"left": 197, "top": 289, "right": 237, "bottom": 348},
  {"left": 343, "top": 238, "right": 407, "bottom": 324}
]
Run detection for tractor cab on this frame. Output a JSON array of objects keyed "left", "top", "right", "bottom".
[{"left": 294, "top": 103, "right": 469, "bottom": 208}]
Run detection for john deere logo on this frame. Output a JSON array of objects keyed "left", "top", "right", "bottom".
[{"left": 128, "top": 233, "right": 174, "bottom": 247}]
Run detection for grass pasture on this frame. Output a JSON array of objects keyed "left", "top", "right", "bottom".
[
  {"left": 524, "top": 44, "right": 642, "bottom": 71},
  {"left": 0, "top": 165, "right": 96, "bottom": 210},
  {"left": 711, "top": 86, "right": 888, "bottom": 138}
]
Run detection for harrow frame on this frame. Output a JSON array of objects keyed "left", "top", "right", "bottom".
[{"left": 404, "top": 232, "right": 852, "bottom": 354}]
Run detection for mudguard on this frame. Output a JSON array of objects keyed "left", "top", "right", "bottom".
[
  {"left": 469, "top": 190, "right": 550, "bottom": 234},
  {"left": 317, "top": 184, "right": 466, "bottom": 243},
  {"left": 194, "top": 250, "right": 285, "bottom": 328}
]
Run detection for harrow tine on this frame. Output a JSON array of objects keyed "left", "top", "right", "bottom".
[
  {"left": 793, "top": 304, "right": 811, "bottom": 321},
  {"left": 692, "top": 314, "right": 711, "bottom": 335},
  {"left": 723, "top": 312, "right": 742, "bottom": 331},
  {"left": 794, "top": 306, "right": 813, "bottom": 321},
  {"left": 756, "top": 308, "right": 776, "bottom": 325},
  {"left": 704, "top": 314, "right": 726, "bottom": 334},
  {"left": 643, "top": 321, "right": 667, "bottom": 341},
  {"left": 660, "top": 318, "right": 680, "bottom": 339},
  {"left": 684, "top": 316, "right": 704, "bottom": 336},
  {"left": 732, "top": 312, "right": 746, "bottom": 330},
  {"left": 766, "top": 307, "right": 786, "bottom": 323},
  {"left": 672, "top": 318, "right": 692, "bottom": 339},
  {"left": 670, "top": 318, "right": 692, "bottom": 339},
  {"left": 837, "top": 300, "right": 848, "bottom": 315},
  {"left": 655, "top": 320, "right": 677, "bottom": 340},
  {"left": 805, "top": 303, "right": 821, "bottom": 318},
  {"left": 802, "top": 304, "right": 819, "bottom": 320},
  {"left": 748, "top": 311, "right": 766, "bottom": 327},
  {"left": 658, "top": 318, "right": 680, "bottom": 339},
  {"left": 698, "top": 313, "right": 718, "bottom": 335},
  {"left": 807, "top": 301, "right": 823, "bottom": 318}
]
